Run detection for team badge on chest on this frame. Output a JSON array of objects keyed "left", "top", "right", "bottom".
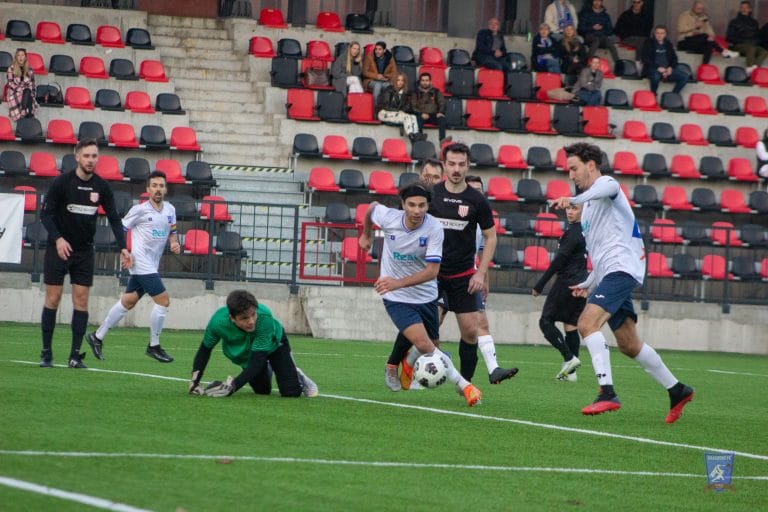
[
  {"left": 458, "top": 205, "right": 469, "bottom": 218},
  {"left": 89, "top": 192, "right": 99, "bottom": 203}
]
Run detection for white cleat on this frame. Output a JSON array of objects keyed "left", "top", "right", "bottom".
[
  {"left": 297, "top": 367, "right": 319, "bottom": 397},
  {"left": 385, "top": 364, "right": 401, "bottom": 392},
  {"left": 556, "top": 356, "right": 581, "bottom": 380}
]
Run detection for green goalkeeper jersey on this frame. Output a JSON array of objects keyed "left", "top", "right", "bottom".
[{"left": 202, "top": 303, "right": 284, "bottom": 368}]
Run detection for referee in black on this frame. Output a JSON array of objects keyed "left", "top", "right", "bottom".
[
  {"left": 532, "top": 203, "right": 587, "bottom": 381},
  {"left": 39, "top": 138, "right": 131, "bottom": 368}
]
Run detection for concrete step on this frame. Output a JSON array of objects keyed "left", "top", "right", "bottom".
[
  {"left": 163, "top": 57, "right": 246, "bottom": 72},
  {"left": 174, "top": 79, "right": 253, "bottom": 93},
  {"left": 188, "top": 110, "right": 269, "bottom": 124},
  {"left": 155, "top": 47, "right": 240, "bottom": 61},
  {"left": 217, "top": 177, "right": 301, "bottom": 193},
  {"left": 152, "top": 35, "right": 234, "bottom": 51},
  {"left": 174, "top": 89, "right": 262, "bottom": 104},
  {"left": 165, "top": 68, "right": 249, "bottom": 82},
  {"left": 195, "top": 121, "right": 273, "bottom": 136},
  {"left": 222, "top": 191, "right": 305, "bottom": 206},
  {"left": 197, "top": 133, "right": 280, "bottom": 145},
  {"left": 149, "top": 25, "right": 230, "bottom": 40},
  {"left": 206, "top": 154, "right": 287, "bottom": 168},
  {"left": 148, "top": 15, "right": 224, "bottom": 29}
]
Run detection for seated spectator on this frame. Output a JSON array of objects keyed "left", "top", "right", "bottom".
[
  {"left": 572, "top": 56, "right": 603, "bottom": 105},
  {"left": 614, "top": 0, "right": 654, "bottom": 60},
  {"left": 409, "top": 72, "right": 446, "bottom": 142},
  {"left": 532, "top": 23, "right": 562, "bottom": 73},
  {"left": 757, "top": 129, "right": 768, "bottom": 179},
  {"left": 726, "top": 1, "right": 768, "bottom": 73},
  {"left": 363, "top": 41, "right": 397, "bottom": 104},
  {"left": 331, "top": 41, "right": 363, "bottom": 95},
  {"left": 578, "top": 0, "right": 620, "bottom": 63},
  {"left": 544, "top": 0, "right": 580, "bottom": 41},
  {"left": 473, "top": 17, "right": 510, "bottom": 72},
  {"left": 5, "top": 48, "right": 38, "bottom": 122},
  {"left": 377, "top": 72, "right": 420, "bottom": 141},
  {"left": 677, "top": 1, "right": 738, "bottom": 64},
  {"left": 641, "top": 25, "right": 690, "bottom": 95},
  {"left": 560, "top": 24, "right": 587, "bottom": 84}
]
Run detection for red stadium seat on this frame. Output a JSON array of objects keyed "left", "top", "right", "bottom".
[
  {"left": 199, "top": 195, "right": 232, "bottom": 222},
  {"left": 14, "top": 185, "right": 38, "bottom": 212},
  {"left": 727, "top": 158, "right": 758, "bottom": 182},
  {"left": 647, "top": 252, "right": 673, "bottom": 277},
  {"left": 534, "top": 72, "right": 563, "bottom": 102},
  {"left": 545, "top": 179, "right": 571, "bottom": 200},
  {"left": 35, "top": 21, "right": 64, "bottom": 44},
  {"left": 308, "top": 167, "right": 340, "bottom": 192},
  {"left": 80, "top": 56, "right": 108, "bottom": 79},
  {"left": 381, "top": 138, "right": 412, "bottom": 163},
  {"left": 523, "top": 245, "right": 550, "bottom": 271},
  {"left": 476, "top": 69, "right": 507, "bottom": 100},
  {"left": 669, "top": 154, "right": 701, "bottom": 179},
  {"left": 368, "top": 170, "right": 398, "bottom": 195},
  {"left": 735, "top": 126, "right": 759, "bottom": 148},
  {"left": 465, "top": 99, "right": 499, "bottom": 131},
  {"left": 108, "top": 123, "right": 139, "bottom": 148},
  {"left": 582, "top": 106, "right": 615, "bottom": 138},
  {"left": 26, "top": 52, "right": 47, "bottom": 75},
  {"left": 306, "top": 40, "right": 334, "bottom": 61},
  {"left": 169, "top": 127, "right": 201, "bottom": 151},
  {"left": 96, "top": 25, "right": 124, "bottom": 48},
  {"left": 94, "top": 155, "right": 123, "bottom": 181},
  {"left": 184, "top": 229, "right": 214, "bottom": 255},
  {"left": 139, "top": 60, "right": 168, "bottom": 82},
  {"left": 491, "top": 210, "right": 506, "bottom": 235},
  {"left": 696, "top": 64, "right": 724, "bottom": 85},
  {"left": 524, "top": 102, "right": 557, "bottom": 135},
  {"left": 346, "top": 93, "right": 380, "bottom": 124},
  {"left": 612, "top": 151, "right": 644, "bottom": 175},
  {"left": 46, "top": 119, "right": 78, "bottom": 144},
  {"left": 300, "top": 58, "right": 334, "bottom": 90},
  {"left": 661, "top": 186, "right": 693, "bottom": 210},
  {"left": 598, "top": 57, "right": 615, "bottom": 79},
  {"left": 701, "top": 254, "right": 732, "bottom": 280},
  {"left": 249, "top": 36, "right": 276, "bottom": 58},
  {"left": 710, "top": 221, "right": 742, "bottom": 247},
  {"left": 761, "top": 258, "right": 768, "bottom": 280},
  {"left": 632, "top": 90, "right": 661, "bottom": 111},
  {"left": 688, "top": 93, "right": 717, "bottom": 115},
  {"left": 286, "top": 89, "right": 319, "bottom": 121},
  {"left": 154, "top": 159, "right": 186, "bottom": 184},
  {"left": 751, "top": 66, "right": 768, "bottom": 87},
  {"left": 650, "top": 218, "right": 683, "bottom": 244},
  {"left": 0, "top": 116, "right": 15, "bottom": 141},
  {"left": 420, "top": 47, "right": 446, "bottom": 68},
  {"left": 322, "top": 135, "right": 353, "bottom": 159},
  {"left": 29, "top": 152, "right": 59, "bottom": 177},
  {"left": 497, "top": 145, "right": 528, "bottom": 169},
  {"left": 679, "top": 123, "right": 708, "bottom": 145},
  {"left": 744, "top": 96, "right": 768, "bottom": 117},
  {"left": 555, "top": 148, "right": 567, "bottom": 171},
  {"left": 720, "top": 188, "right": 751, "bottom": 213},
  {"left": 64, "top": 86, "right": 94, "bottom": 110},
  {"left": 622, "top": 120, "right": 652, "bottom": 142},
  {"left": 258, "top": 8, "right": 288, "bottom": 28},
  {"left": 316, "top": 11, "right": 344, "bottom": 32},
  {"left": 341, "top": 236, "right": 372, "bottom": 262},
  {"left": 354, "top": 203, "right": 370, "bottom": 225},
  {"left": 534, "top": 212, "right": 563, "bottom": 238},
  {"left": 486, "top": 176, "right": 519, "bottom": 201},
  {"left": 125, "top": 91, "right": 155, "bottom": 114},
  {"left": 419, "top": 65, "right": 446, "bottom": 93}
]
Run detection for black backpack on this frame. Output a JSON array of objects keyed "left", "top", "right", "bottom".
[{"left": 36, "top": 82, "right": 63, "bottom": 105}]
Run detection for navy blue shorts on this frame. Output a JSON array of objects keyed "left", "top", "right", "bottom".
[
  {"left": 588, "top": 271, "right": 639, "bottom": 331},
  {"left": 125, "top": 273, "right": 166, "bottom": 298},
  {"left": 383, "top": 299, "right": 439, "bottom": 341}
]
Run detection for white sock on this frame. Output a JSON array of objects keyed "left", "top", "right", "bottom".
[
  {"left": 405, "top": 347, "right": 422, "bottom": 367},
  {"left": 439, "top": 352, "right": 470, "bottom": 389},
  {"left": 633, "top": 343, "right": 677, "bottom": 389},
  {"left": 584, "top": 331, "right": 613, "bottom": 386},
  {"left": 478, "top": 334, "right": 499, "bottom": 374},
  {"left": 96, "top": 301, "right": 129, "bottom": 340},
  {"left": 149, "top": 304, "right": 168, "bottom": 347}
]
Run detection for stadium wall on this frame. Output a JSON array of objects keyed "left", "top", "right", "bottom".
[{"left": 1, "top": 273, "right": 765, "bottom": 355}]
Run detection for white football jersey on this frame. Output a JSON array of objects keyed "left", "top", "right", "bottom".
[
  {"left": 371, "top": 204, "right": 443, "bottom": 304},
  {"left": 571, "top": 175, "right": 645, "bottom": 286},
  {"left": 122, "top": 201, "right": 177, "bottom": 275}
]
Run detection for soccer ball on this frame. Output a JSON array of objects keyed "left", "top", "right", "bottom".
[{"left": 412, "top": 352, "right": 448, "bottom": 389}]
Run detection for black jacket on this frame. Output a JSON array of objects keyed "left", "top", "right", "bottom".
[
  {"left": 641, "top": 37, "right": 679, "bottom": 75},
  {"left": 614, "top": 8, "right": 653, "bottom": 39},
  {"left": 474, "top": 28, "right": 507, "bottom": 59},
  {"left": 533, "top": 221, "right": 587, "bottom": 292},
  {"left": 377, "top": 85, "right": 410, "bottom": 113},
  {"left": 726, "top": 14, "right": 760, "bottom": 45}
]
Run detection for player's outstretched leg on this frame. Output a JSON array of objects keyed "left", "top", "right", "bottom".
[
  {"left": 666, "top": 383, "right": 694, "bottom": 424},
  {"left": 85, "top": 332, "right": 104, "bottom": 360},
  {"left": 582, "top": 384, "right": 621, "bottom": 415},
  {"left": 385, "top": 364, "right": 401, "bottom": 391}
]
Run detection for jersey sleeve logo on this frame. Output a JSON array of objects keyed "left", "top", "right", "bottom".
[
  {"left": 419, "top": 236, "right": 427, "bottom": 247},
  {"left": 89, "top": 192, "right": 99, "bottom": 203},
  {"left": 458, "top": 205, "right": 469, "bottom": 218}
]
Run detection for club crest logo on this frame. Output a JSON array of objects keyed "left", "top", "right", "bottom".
[
  {"left": 458, "top": 205, "right": 469, "bottom": 218},
  {"left": 704, "top": 452, "right": 735, "bottom": 493},
  {"left": 89, "top": 192, "right": 99, "bottom": 203},
  {"left": 167, "top": 216, "right": 173, "bottom": 224},
  {"left": 418, "top": 236, "right": 427, "bottom": 247},
  {"left": 389, "top": 234, "right": 395, "bottom": 240}
]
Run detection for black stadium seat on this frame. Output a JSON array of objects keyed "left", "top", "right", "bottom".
[
  {"left": 699, "top": 156, "right": 725, "bottom": 179},
  {"left": 642, "top": 153, "right": 670, "bottom": 178},
  {"left": 506, "top": 71, "right": 533, "bottom": 101},
  {"left": 49, "top": 54, "right": 78, "bottom": 76},
  {"left": 324, "top": 202, "right": 353, "bottom": 223},
  {"left": 60, "top": 153, "right": 77, "bottom": 173},
  {"left": 494, "top": 101, "right": 526, "bottom": 133},
  {"left": 6, "top": 20, "right": 34, "bottom": 41},
  {"left": 651, "top": 122, "right": 678, "bottom": 144},
  {"left": 292, "top": 133, "right": 320, "bottom": 158},
  {"left": 748, "top": 190, "right": 768, "bottom": 213},
  {"left": 392, "top": 45, "right": 416, "bottom": 65},
  {"left": 526, "top": 146, "right": 555, "bottom": 172},
  {"left": 126, "top": 28, "right": 154, "bottom": 50},
  {"left": 139, "top": 125, "right": 169, "bottom": 149},
  {"left": 338, "top": 169, "right": 366, "bottom": 192},
  {"left": 448, "top": 49, "right": 473, "bottom": 68},
  {"left": 690, "top": 188, "right": 718, "bottom": 211},
  {"left": 444, "top": 97, "right": 467, "bottom": 130},
  {"left": 78, "top": 121, "right": 108, "bottom": 146},
  {"left": 345, "top": 13, "right": 373, "bottom": 34},
  {"left": 95, "top": 89, "right": 123, "bottom": 111},
  {"left": 0, "top": 51, "right": 12, "bottom": 72},
  {"left": 411, "top": 140, "right": 436, "bottom": 162},
  {"left": 632, "top": 184, "right": 662, "bottom": 209},
  {"left": 398, "top": 172, "right": 419, "bottom": 187},
  {"left": 155, "top": 93, "right": 185, "bottom": 115},
  {"left": 724, "top": 66, "right": 750, "bottom": 86},
  {"left": 277, "top": 38, "right": 302, "bottom": 59},
  {"left": 351, "top": 137, "right": 379, "bottom": 160},
  {"left": 16, "top": 118, "right": 44, "bottom": 143},
  {"left": 216, "top": 231, "right": 247, "bottom": 257},
  {"left": 716, "top": 94, "right": 743, "bottom": 116},
  {"left": 186, "top": 161, "right": 216, "bottom": 186},
  {"left": 517, "top": 178, "right": 546, "bottom": 203},
  {"left": 109, "top": 58, "right": 138, "bottom": 80},
  {"left": 446, "top": 67, "right": 475, "bottom": 98},
  {"left": 0, "top": 150, "right": 29, "bottom": 176},
  {"left": 707, "top": 125, "right": 736, "bottom": 147},
  {"left": 604, "top": 89, "right": 631, "bottom": 109},
  {"left": 270, "top": 57, "right": 299, "bottom": 88},
  {"left": 66, "top": 23, "right": 94, "bottom": 45},
  {"left": 470, "top": 143, "right": 496, "bottom": 167},
  {"left": 123, "top": 157, "right": 150, "bottom": 182},
  {"left": 315, "top": 91, "right": 348, "bottom": 122},
  {"left": 660, "top": 92, "right": 688, "bottom": 113}
]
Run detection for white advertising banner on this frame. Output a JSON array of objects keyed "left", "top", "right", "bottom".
[{"left": 0, "top": 193, "right": 24, "bottom": 264}]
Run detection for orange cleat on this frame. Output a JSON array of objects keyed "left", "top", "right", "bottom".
[
  {"left": 400, "top": 359, "right": 413, "bottom": 391},
  {"left": 462, "top": 383, "right": 482, "bottom": 407}
]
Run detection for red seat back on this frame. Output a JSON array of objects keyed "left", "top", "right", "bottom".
[
  {"left": 80, "top": 56, "right": 108, "bottom": 78},
  {"left": 64, "top": 86, "right": 94, "bottom": 109},
  {"left": 96, "top": 25, "right": 124, "bottom": 47},
  {"left": 36, "top": 21, "right": 64, "bottom": 44},
  {"left": 308, "top": 167, "right": 340, "bottom": 192},
  {"left": 249, "top": 36, "right": 276, "bottom": 57},
  {"left": 259, "top": 8, "right": 288, "bottom": 28},
  {"left": 368, "top": 170, "right": 398, "bottom": 195},
  {"left": 316, "top": 11, "right": 344, "bottom": 32},
  {"left": 497, "top": 144, "right": 527, "bottom": 169},
  {"left": 523, "top": 245, "right": 550, "bottom": 271}
]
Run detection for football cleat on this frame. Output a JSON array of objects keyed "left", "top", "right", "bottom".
[
  {"left": 297, "top": 367, "right": 319, "bottom": 397},
  {"left": 85, "top": 332, "right": 104, "bottom": 360},
  {"left": 556, "top": 356, "right": 581, "bottom": 380},
  {"left": 489, "top": 366, "right": 519, "bottom": 384},
  {"left": 385, "top": 364, "right": 401, "bottom": 392},
  {"left": 400, "top": 359, "right": 414, "bottom": 391},
  {"left": 557, "top": 371, "right": 578, "bottom": 382},
  {"left": 40, "top": 349, "right": 53, "bottom": 368},
  {"left": 463, "top": 384, "right": 482, "bottom": 407},
  {"left": 146, "top": 345, "right": 174, "bottom": 363},
  {"left": 68, "top": 352, "right": 87, "bottom": 369},
  {"left": 666, "top": 385, "right": 694, "bottom": 424},
  {"left": 582, "top": 387, "right": 621, "bottom": 415}
]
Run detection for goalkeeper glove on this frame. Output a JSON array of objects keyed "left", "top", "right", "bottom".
[
  {"left": 189, "top": 370, "right": 204, "bottom": 395},
  {"left": 204, "top": 376, "right": 235, "bottom": 397}
]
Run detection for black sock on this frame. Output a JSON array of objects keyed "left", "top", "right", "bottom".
[
  {"left": 600, "top": 384, "right": 616, "bottom": 397},
  {"left": 539, "top": 317, "right": 573, "bottom": 361},
  {"left": 387, "top": 332, "right": 412, "bottom": 366},
  {"left": 71, "top": 310, "right": 88, "bottom": 358},
  {"left": 668, "top": 381, "right": 685, "bottom": 397},
  {"left": 565, "top": 330, "right": 580, "bottom": 359},
  {"left": 41, "top": 307, "right": 57, "bottom": 352},
  {"left": 458, "top": 339, "right": 478, "bottom": 382}
]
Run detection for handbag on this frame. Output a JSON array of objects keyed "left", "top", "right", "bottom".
[
  {"left": 36, "top": 82, "right": 63, "bottom": 105},
  {"left": 305, "top": 59, "right": 329, "bottom": 87},
  {"left": 546, "top": 87, "right": 575, "bottom": 102}
]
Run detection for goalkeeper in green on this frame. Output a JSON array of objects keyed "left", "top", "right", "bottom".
[{"left": 188, "top": 289, "right": 318, "bottom": 398}]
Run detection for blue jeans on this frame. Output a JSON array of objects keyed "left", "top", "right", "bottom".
[
  {"left": 647, "top": 65, "right": 689, "bottom": 94},
  {"left": 577, "top": 89, "right": 601, "bottom": 106}
]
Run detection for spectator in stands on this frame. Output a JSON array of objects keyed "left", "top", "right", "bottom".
[
  {"left": 677, "top": 1, "right": 738, "bottom": 64},
  {"left": 410, "top": 72, "right": 446, "bottom": 143},
  {"left": 363, "top": 41, "right": 397, "bottom": 104},
  {"left": 5, "top": 48, "right": 38, "bottom": 122},
  {"left": 473, "top": 17, "right": 511, "bottom": 72},
  {"left": 331, "top": 41, "right": 364, "bottom": 95},
  {"left": 544, "top": 0, "right": 579, "bottom": 41},
  {"left": 641, "top": 25, "right": 690, "bottom": 95},
  {"left": 532, "top": 23, "right": 562, "bottom": 73},
  {"left": 377, "top": 72, "right": 421, "bottom": 141},
  {"left": 756, "top": 129, "right": 768, "bottom": 179},
  {"left": 560, "top": 24, "right": 587, "bottom": 84},
  {"left": 571, "top": 56, "right": 604, "bottom": 105},
  {"left": 614, "top": 0, "right": 654, "bottom": 60},
  {"left": 726, "top": 1, "right": 768, "bottom": 74},
  {"left": 578, "top": 0, "right": 620, "bottom": 63}
]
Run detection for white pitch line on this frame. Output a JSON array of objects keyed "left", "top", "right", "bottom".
[
  {"left": 1, "top": 451, "right": 767, "bottom": 481},
  {"left": 0, "top": 476, "right": 153, "bottom": 512},
  {"left": 9, "top": 360, "right": 768, "bottom": 462},
  {"left": 707, "top": 369, "right": 768, "bottom": 378}
]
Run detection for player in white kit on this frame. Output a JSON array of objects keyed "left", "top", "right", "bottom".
[
  {"left": 359, "top": 183, "right": 483, "bottom": 406},
  {"left": 86, "top": 170, "right": 181, "bottom": 363},
  {"left": 550, "top": 143, "right": 694, "bottom": 423}
]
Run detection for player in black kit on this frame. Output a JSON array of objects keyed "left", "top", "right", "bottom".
[
  {"left": 39, "top": 139, "right": 131, "bottom": 369},
  {"left": 532, "top": 203, "right": 587, "bottom": 381}
]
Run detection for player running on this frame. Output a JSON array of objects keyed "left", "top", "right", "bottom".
[{"left": 550, "top": 142, "right": 694, "bottom": 422}]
